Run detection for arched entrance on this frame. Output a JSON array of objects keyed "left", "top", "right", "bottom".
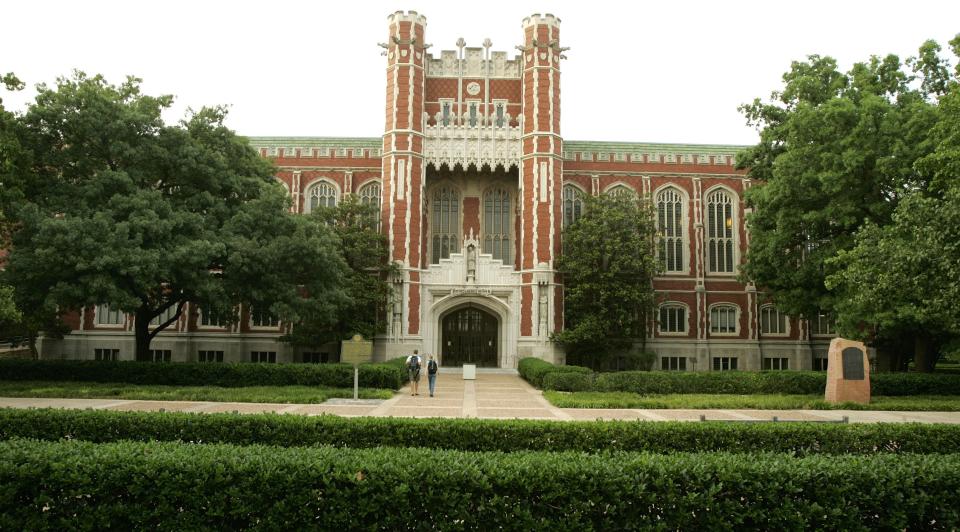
[{"left": 441, "top": 306, "right": 499, "bottom": 367}]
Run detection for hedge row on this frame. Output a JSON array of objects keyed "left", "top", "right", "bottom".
[
  {"left": 0, "top": 359, "right": 406, "bottom": 389},
  {"left": 3, "top": 408, "right": 960, "bottom": 455},
  {"left": 2, "top": 438, "right": 958, "bottom": 530},
  {"left": 517, "top": 357, "right": 591, "bottom": 388},
  {"left": 529, "top": 361, "right": 960, "bottom": 396}
]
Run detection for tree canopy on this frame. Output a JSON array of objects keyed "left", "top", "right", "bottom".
[
  {"left": 1, "top": 72, "right": 347, "bottom": 359},
  {"left": 553, "top": 193, "right": 660, "bottom": 367},
  {"left": 282, "top": 195, "right": 394, "bottom": 350},
  {"left": 738, "top": 36, "right": 960, "bottom": 370}
]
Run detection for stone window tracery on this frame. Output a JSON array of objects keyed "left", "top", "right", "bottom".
[
  {"left": 431, "top": 186, "right": 460, "bottom": 263},
  {"left": 656, "top": 187, "right": 685, "bottom": 272},
  {"left": 483, "top": 187, "right": 511, "bottom": 263},
  {"left": 306, "top": 181, "right": 338, "bottom": 213},
  {"left": 706, "top": 189, "right": 735, "bottom": 273},
  {"left": 562, "top": 185, "right": 584, "bottom": 228}
]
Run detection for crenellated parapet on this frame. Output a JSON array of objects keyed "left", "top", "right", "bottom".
[{"left": 425, "top": 49, "right": 522, "bottom": 78}]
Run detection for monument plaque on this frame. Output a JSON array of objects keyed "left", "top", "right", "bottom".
[
  {"left": 340, "top": 334, "right": 373, "bottom": 365},
  {"left": 824, "top": 338, "right": 870, "bottom": 404},
  {"left": 841, "top": 347, "right": 865, "bottom": 380}
]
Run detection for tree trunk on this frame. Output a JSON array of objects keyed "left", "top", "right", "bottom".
[
  {"left": 913, "top": 334, "right": 936, "bottom": 373},
  {"left": 134, "top": 308, "right": 153, "bottom": 362}
]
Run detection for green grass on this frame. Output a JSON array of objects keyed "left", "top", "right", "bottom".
[
  {"left": 544, "top": 391, "right": 960, "bottom": 411},
  {"left": 0, "top": 381, "right": 394, "bottom": 403}
]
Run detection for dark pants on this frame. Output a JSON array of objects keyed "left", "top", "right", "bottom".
[{"left": 428, "top": 373, "right": 437, "bottom": 396}]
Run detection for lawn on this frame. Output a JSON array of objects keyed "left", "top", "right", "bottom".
[
  {"left": 0, "top": 381, "right": 394, "bottom": 403},
  {"left": 544, "top": 391, "right": 960, "bottom": 411}
]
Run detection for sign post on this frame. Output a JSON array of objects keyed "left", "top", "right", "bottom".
[{"left": 340, "top": 335, "right": 373, "bottom": 401}]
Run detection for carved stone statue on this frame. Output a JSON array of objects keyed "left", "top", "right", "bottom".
[
  {"left": 538, "top": 287, "right": 549, "bottom": 336},
  {"left": 466, "top": 244, "right": 477, "bottom": 282}
]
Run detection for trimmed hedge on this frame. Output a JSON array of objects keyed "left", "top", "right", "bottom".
[
  {"left": 3, "top": 408, "right": 960, "bottom": 455},
  {"left": 518, "top": 357, "right": 591, "bottom": 388},
  {"left": 0, "top": 359, "right": 405, "bottom": 389},
  {"left": 2, "top": 438, "right": 958, "bottom": 530},
  {"left": 537, "top": 366, "right": 960, "bottom": 396}
]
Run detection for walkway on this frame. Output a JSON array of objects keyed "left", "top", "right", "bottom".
[{"left": 1, "top": 370, "right": 958, "bottom": 424}]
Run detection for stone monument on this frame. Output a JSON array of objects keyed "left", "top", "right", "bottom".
[{"left": 824, "top": 337, "right": 870, "bottom": 404}]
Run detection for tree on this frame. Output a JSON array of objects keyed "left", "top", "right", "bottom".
[
  {"left": 737, "top": 39, "right": 957, "bottom": 368},
  {"left": 553, "top": 194, "right": 660, "bottom": 368},
  {"left": 826, "top": 37, "right": 960, "bottom": 371},
  {"left": 282, "top": 196, "right": 394, "bottom": 351},
  {"left": 3, "top": 72, "right": 347, "bottom": 360}
]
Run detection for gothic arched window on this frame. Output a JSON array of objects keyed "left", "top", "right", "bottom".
[
  {"left": 710, "top": 304, "right": 738, "bottom": 334},
  {"left": 306, "top": 181, "right": 338, "bottom": 213},
  {"left": 358, "top": 181, "right": 382, "bottom": 230},
  {"left": 760, "top": 305, "right": 788, "bottom": 335},
  {"left": 605, "top": 184, "right": 635, "bottom": 198},
  {"left": 431, "top": 186, "right": 460, "bottom": 263},
  {"left": 706, "top": 189, "right": 735, "bottom": 273},
  {"left": 562, "top": 185, "right": 584, "bottom": 228},
  {"left": 656, "top": 187, "right": 685, "bottom": 272},
  {"left": 483, "top": 188, "right": 511, "bottom": 263}
]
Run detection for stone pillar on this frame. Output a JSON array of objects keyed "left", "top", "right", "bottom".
[
  {"left": 383, "top": 11, "right": 427, "bottom": 336},
  {"left": 519, "top": 13, "right": 563, "bottom": 339}
]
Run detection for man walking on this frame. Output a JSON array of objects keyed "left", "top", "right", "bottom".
[
  {"left": 406, "top": 350, "right": 422, "bottom": 396},
  {"left": 427, "top": 354, "right": 439, "bottom": 397}
]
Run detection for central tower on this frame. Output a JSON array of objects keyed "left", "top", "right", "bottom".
[{"left": 380, "top": 12, "right": 565, "bottom": 366}]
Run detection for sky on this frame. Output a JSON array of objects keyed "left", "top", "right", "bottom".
[{"left": 2, "top": 0, "right": 958, "bottom": 146}]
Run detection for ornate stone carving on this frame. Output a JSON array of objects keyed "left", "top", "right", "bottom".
[{"left": 423, "top": 119, "right": 522, "bottom": 170}]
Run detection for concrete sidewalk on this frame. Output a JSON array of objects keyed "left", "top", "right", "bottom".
[{"left": 1, "top": 370, "right": 958, "bottom": 424}]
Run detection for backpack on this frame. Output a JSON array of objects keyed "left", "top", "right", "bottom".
[
  {"left": 407, "top": 356, "right": 421, "bottom": 372},
  {"left": 428, "top": 360, "right": 438, "bottom": 375}
]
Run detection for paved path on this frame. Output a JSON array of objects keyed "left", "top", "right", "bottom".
[{"left": 1, "top": 370, "right": 959, "bottom": 424}]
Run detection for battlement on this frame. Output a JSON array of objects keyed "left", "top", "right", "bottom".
[
  {"left": 425, "top": 48, "right": 522, "bottom": 78},
  {"left": 522, "top": 13, "right": 561, "bottom": 27},
  {"left": 388, "top": 10, "right": 427, "bottom": 26}
]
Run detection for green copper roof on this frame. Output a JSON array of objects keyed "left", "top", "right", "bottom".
[
  {"left": 564, "top": 140, "right": 748, "bottom": 154},
  {"left": 246, "top": 136, "right": 382, "bottom": 148},
  {"left": 245, "top": 136, "right": 748, "bottom": 155}
]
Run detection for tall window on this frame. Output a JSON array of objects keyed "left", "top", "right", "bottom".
[
  {"left": 95, "top": 305, "right": 123, "bottom": 326},
  {"left": 813, "top": 312, "right": 835, "bottom": 336},
  {"left": 307, "top": 181, "right": 337, "bottom": 212},
  {"left": 706, "top": 189, "right": 735, "bottom": 273},
  {"left": 431, "top": 186, "right": 460, "bottom": 263},
  {"left": 359, "top": 181, "right": 382, "bottom": 230},
  {"left": 760, "top": 305, "right": 788, "bottom": 335},
  {"left": 562, "top": 185, "right": 584, "bottom": 228},
  {"left": 495, "top": 102, "right": 506, "bottom": 127},
  {"left": 656, "top": 187, "right": 685, "bottom": 272},
  {"left": 606, "top": 184, "right": 634, "bottom": 198},
  {"left": 441, "top": 101, "right": 452, "bottom": 126},
  {"left": 250, "top": 308, "right": 278, "bottom": 328},
  {"left": 710, "top": 305, "right": 738, "bottom": 334},
  {"left": 483, "top": 188, "right": 511, "bottom": 263},
  {"left": 659, "top": 304, "right": 687, "bottom": 333},
  {"left": 149, "top": 306, "right": 178, "bottom": 327},
  {"left": 468, "top": 102, "right": 478, "bottom": 126}
]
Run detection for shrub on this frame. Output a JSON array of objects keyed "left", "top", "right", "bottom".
[
  {"left": 2, "top": 438, "right": 958, "bottom": 529},
  {"left": 542, "top": 371, "right": 594, "bottom": 392},
  {"left": 0, "top": 359, "right": 405, "bottom": 390},
  {"left": 872, "top": 373, "right": 960, "bottom": 396},
  {"left": 3, "top": 408, "right": 960, "bottom": 455},
  {"left": 518, "top": 357, "right": 591, "bottom": 388}
]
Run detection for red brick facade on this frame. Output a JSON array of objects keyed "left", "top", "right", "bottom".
[{"left": 44, "top": 11, "right": 834, "bottom": 370}]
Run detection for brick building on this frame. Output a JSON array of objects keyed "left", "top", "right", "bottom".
[{"left": 44, "top": 12, "right": 836, "bottom": 370}]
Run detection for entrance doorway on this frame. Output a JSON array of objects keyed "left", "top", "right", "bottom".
[{"left": 441, "top": 306, "right": 498, "bottom": 367}]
